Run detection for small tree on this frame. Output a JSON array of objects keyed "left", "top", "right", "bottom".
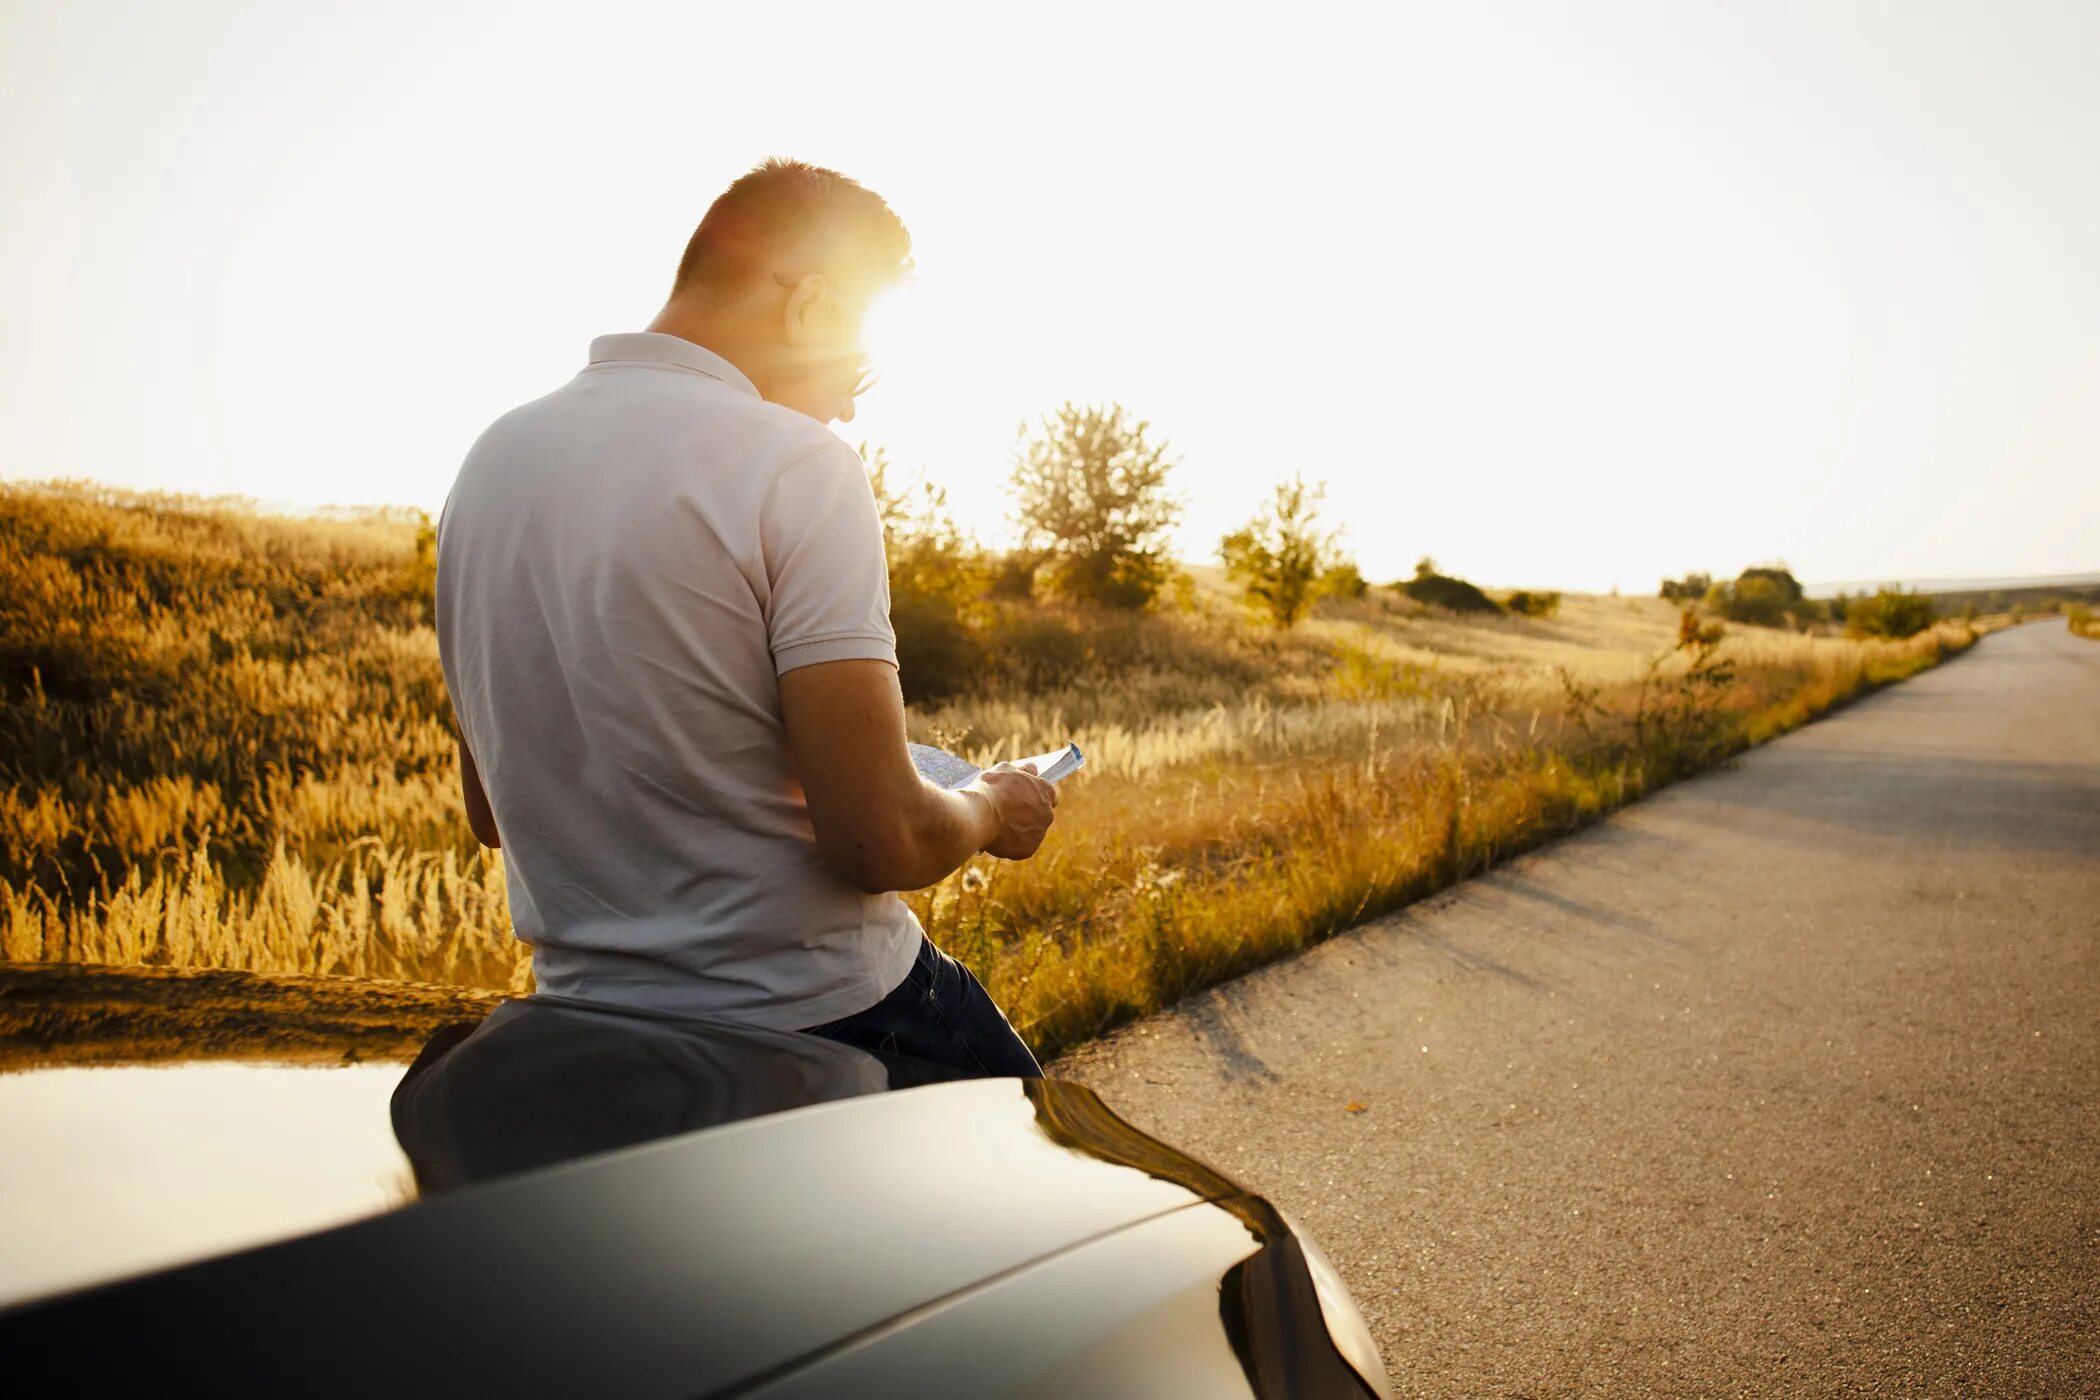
[
  {"left": 1219, "top": 475, "right": 1348, "bottom": 628},
  {"left": 1008, "top": 402, "right": 1183, "bottom": 610}
]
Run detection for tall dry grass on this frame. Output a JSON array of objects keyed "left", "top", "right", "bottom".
[
  {"left": 906, "top": 620, "right": 1974, "bottom": 1052},
  {"left": 1, "top": 836, "right": 523, "bottom": 991},
  {"left": 1, "top": 480, "right": 1982, "bottom": 1058}
]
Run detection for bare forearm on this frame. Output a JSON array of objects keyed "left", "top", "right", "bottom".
[
  {"left": 891, "top": 782, "right": 1001, "bottom": 890},
  {"left": 814, "top": 777, "right": 998, "bottom": 895},
  {"left": 779, "top": 660, "right": 1052, "bottom": 894}
]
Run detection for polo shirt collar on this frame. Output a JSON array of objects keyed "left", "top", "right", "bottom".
[{"left": 588, "top": 332, "right": 762, "bottom": 399}]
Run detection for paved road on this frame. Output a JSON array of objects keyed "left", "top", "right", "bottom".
[{"left": 1055, "top": 619, "right": 2099, "bottom": 1398}]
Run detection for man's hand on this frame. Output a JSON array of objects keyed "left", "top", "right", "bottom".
[
  {"left": 781, "top": 658, "right": 1054, "bottom": 893},
  {"left": 970, "top": 762, "right": 1057, "bottom": 860}
]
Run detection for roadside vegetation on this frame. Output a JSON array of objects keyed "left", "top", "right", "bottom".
[
  {"left": 2, "top": 435, "right": 1994, "bottom": 1059},
  {"left": 1218, "top": 475, "right": 1352, "bottom": 630}
]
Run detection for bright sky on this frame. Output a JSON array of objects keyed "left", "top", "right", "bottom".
[{"left": 4, "top": 0, "right": 2095, "bottom": 593}]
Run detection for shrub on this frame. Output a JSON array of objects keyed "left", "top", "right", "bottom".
[
  {"left": 865, "top": 446, "right": 993, "bottom": 701},
  {"left": 1706, "top": 564, "right": 1822, "bottom": 629},
  {"left": 1319, "top": 561, "right": 1368, "bottom": 601},
  {"left": 1009, "top": 402, "right": 1183, "bottom": 611},
  {"left": 888, "top": 594, "right": 979, "bottom": 703},
  {"left": 865, "top": 446, "right": 987, "bottom": 611},
  {"left": 1219, "top": 475, "right": 1349, "bottom": 629},
  {"left": 1845, "top": 587, "right": 1937, "bottom": 639},
  {"left": 1738, "top": 565, "right": 1805, "bottom": 602},
  {"left": 1659, "top": 572, "right": 1712, "bottom": 604},
  {"left": 976, "top": 608, "right": 1089, "bottom": 691},
  {"left": 1503, "top": 589, "right": 1562, "bottom": 618},
  {"left": 985, "top": 551, "right": 1040, "bottom": 601},
  {"left": 1400, "top": 557, "right": 1502, "bottom": 614}
]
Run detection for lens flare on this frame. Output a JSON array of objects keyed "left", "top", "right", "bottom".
[{"left": 859, "top": 282, "right": 918, "bottom": 381}]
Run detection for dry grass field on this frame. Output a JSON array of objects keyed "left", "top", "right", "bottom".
[{"left": 1, "top": 481, "right": 1986, "bottom": 1061}]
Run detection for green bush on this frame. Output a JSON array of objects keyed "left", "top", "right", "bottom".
[
  {"left": 865, "top": 447, "right": 986, "bottom": 609},
  {"left": 1503, "top": 589, "right": 1561, "bottom": 618},
  {"left": 890, "top": 594, "right": 980, "bottom": 703},
  {"left": 1659, "top": 572, "right": 1712, "bottom": 605},
  {"left": 1219, "top": 475, "right": 1348, "bottom": 629},
  {"left": 977, "top": 608, "right": 1089, "bottom": 690},
  {"left": 1706, "top": 565, "right": 1822, "bottom": 629},
  {"left": 865, "top": 446, "right": 995, "bottom": 701},
  {"left": 1399, "top": 557, "right": 1501, "bottom": 614},
  {"left": 985, "top": 551, "right": 1040, "bottom": 601},
  {"left": 1845, "top": 587, "right": 1937, "bottom": 639},
  {"left": 1319, "top": 561, "right": 1368, "bottom": 601},
  {"left": 1052, "top": 549, "right": 1177, "bottom": 612}
]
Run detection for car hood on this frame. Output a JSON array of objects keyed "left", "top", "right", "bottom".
[{"left": 3, "top": 995, "right": 1265, "bottom": 1397}]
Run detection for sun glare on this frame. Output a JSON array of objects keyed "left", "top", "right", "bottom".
[{"left": 860, "top": 282, "right": 921, "bottom": 384}]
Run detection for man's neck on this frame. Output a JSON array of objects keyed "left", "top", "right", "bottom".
[{"left": 643, "top": 304, "right": 768, "bottom": 394}]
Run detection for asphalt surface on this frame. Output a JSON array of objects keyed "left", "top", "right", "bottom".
[{"left": 1054, "top": 619, "right": 2099, "bottom": 1398}]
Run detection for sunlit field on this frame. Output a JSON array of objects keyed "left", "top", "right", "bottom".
[{"left": 1, "top": 482, "right": 1986, "bottom": 1059}]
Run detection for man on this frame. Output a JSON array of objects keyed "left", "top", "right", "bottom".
[{"left": 435, "top": 158, "right": 1055, "bottom": 1079}]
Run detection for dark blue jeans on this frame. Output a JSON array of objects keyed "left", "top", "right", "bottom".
[{"left": 798, "top": 935, "right": 1043, "bottom": 1079}]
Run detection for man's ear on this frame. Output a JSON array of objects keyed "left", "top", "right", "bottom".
[{"left": 781, "top": 273, "right": 830, "bottom": 347}]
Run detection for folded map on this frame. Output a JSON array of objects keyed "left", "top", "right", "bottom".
[{"left": 907, "top": 741, "right": 1086, "bottom": 790}]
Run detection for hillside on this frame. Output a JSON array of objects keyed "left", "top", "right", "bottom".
[{"left": 1, "top": 480, "right": 1985, "bottom": 1062}]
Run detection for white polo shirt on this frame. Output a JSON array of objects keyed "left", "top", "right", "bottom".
[{"left": 435, "top": 331, "right": 923, "bottom": 1030}]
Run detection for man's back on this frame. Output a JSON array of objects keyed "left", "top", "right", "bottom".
[{"left": 435, "top": 331, "right": 921, "bottom": 1029}]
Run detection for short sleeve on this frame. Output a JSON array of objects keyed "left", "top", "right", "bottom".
[{"left": 758, "top": 440, "right": 898, "bottom": 676}]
